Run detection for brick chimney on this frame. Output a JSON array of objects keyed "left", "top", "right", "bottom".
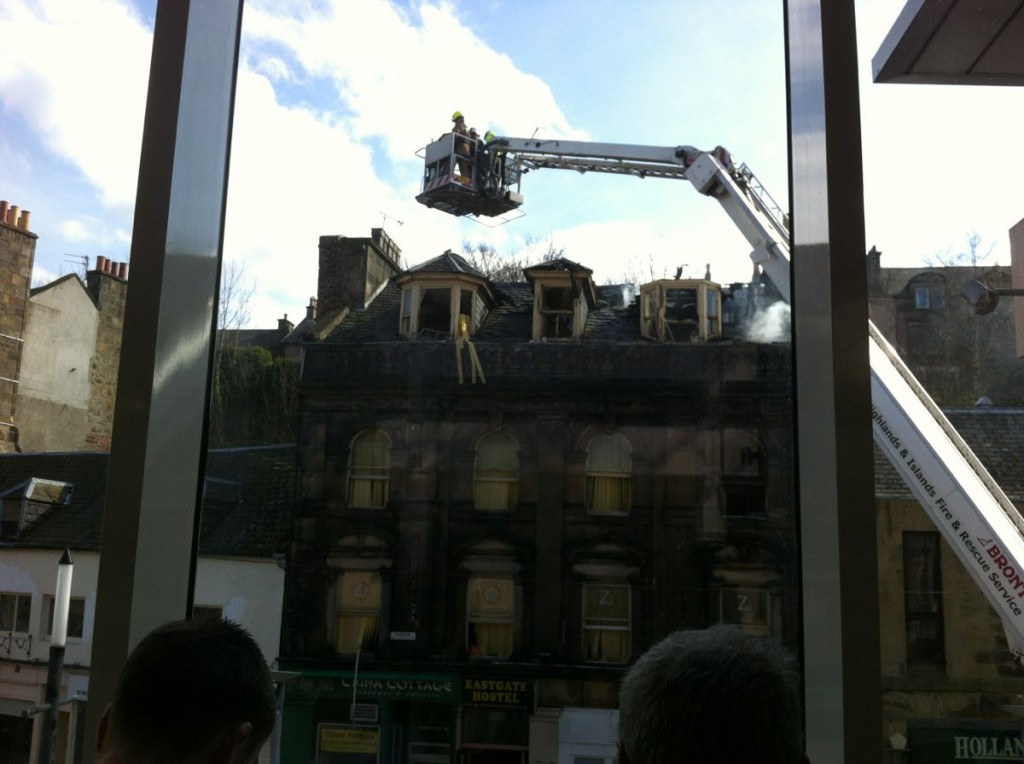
[
  {"left": 317, "top": 230, "right": 403, "bottom": 317},
  {"left": 0, "top": 199, "right": 38, "bottom": 451}
]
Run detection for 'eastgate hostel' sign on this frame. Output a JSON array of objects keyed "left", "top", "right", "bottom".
[
  {"left": 869, "top": 334, "right": 1024, "bottom": 658},
  {"left": 462, "top": 677, "right": 531, "bottom": 707}
]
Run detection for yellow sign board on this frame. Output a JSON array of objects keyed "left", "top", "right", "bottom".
[{"left": 319, "top": 726, "right": 380, "bottom": 754}]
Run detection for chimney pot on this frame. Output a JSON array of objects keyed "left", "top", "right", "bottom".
[
  {"left": 0, "top": 201, "right": 8, "bottom": 223},
  {"left": 18, "top": 210, "right": 30, "bottom": 230},
  {"left": 8, "top": 206, "right": 19, "bottom": 226},
  {"left": 97, "top": 255, "right": 108, "bottom": 273},
  {"left": 118, "top": 262, "right": 128, "bottom": 279}
]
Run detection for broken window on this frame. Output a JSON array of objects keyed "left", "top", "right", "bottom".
[
  {"left": 540, "top": 285, "right": 574, "bottom": 339},
  {"left": 418, "top": 287, "right": 453, "bottom": 338}
]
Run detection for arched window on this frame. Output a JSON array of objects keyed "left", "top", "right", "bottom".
[
  {"left": 347, "top": 430, "right": 390, "bottom": 508},
  {"left": 585, "top": 433, "right": 631, "bottom": 514},
  {"left": 473, "top": 432, "right": 519, "bottom": 510}
]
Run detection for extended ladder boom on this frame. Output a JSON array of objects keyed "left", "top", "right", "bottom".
[{"left": 415, "top": 134, "right": 1024, "bottom": 655}]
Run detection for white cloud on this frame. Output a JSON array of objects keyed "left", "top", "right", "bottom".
[
  {"left": 0, "top": 0, "right": 151, "bottom": 209},
  {"left": 58, "top": 218, "right": 95, "bottom": 242},
  {"left": 856, "top": 0, "right": 1024, "bottom": 267}
]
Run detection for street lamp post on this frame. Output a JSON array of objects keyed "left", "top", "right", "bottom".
[
  {"left": 37, "top": 549, "right": 73, "bottom": 764},
  {"left": 961, "top": 279, "right": 1024, "bottom": 316}
]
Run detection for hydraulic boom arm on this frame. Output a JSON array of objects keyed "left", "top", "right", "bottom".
[{"left": 415, "top": 134, "right": 1024, "bottom": 657}]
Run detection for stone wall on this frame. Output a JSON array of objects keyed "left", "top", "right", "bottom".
[{"left": 85, "top": 268, "right": 128, "bottom": 450}]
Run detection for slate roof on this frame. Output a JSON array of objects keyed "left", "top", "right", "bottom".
[
  {"left": 0, "top": 445, "right": 296, "bottom": 557},
  {"left": 871, "top": 264, "right": 1012, "bottom": 299},
  {"left": 326, "top": 251, "right": 650, "bottom": 347},
  {"left": 874, "top": 407, "right": 1024, "bottom": 501},
  {"left": 405, "top": 250, "right": 486, "bottom": 278}
]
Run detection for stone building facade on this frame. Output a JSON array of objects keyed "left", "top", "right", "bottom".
[{"left": 279, "top": 240, "right": 799, "bottom": 764}]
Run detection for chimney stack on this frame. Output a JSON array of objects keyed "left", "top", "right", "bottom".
[{"left": 0, "top": 201, "right": 32, "bottom": 231}]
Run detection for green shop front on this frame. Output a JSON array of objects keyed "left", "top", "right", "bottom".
[{"left": 282, "top": 670, "right": 460, "bottom": 764}]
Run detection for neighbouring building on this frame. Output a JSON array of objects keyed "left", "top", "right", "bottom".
[
  {"left": 867, "top": 246, "right": 1024, "bottom": 408},
  {"left": 0, "top": 445, "right": 296, "bottom": 764},
  {"left": 874, "top": 406, "right": 1024, "bottom": 763},
  {"left": 0, "top": 201, "right": 35, "bottom": 453},
  {"left": 0, "top": 197, "right": 307, "bottom": 453},
  {"left": 279, "top": 235, "right": 799, "bottom": 764}
]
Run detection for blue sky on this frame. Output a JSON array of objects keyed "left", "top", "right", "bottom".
[{"left": 1, "top": 1, "right": 1022, "bottom": 326}]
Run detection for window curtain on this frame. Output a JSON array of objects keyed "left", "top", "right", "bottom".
[
  {"left": 474, "top": 433, "right": 519, "bottom": 510},
  {"left": 468, "top": 577, "right": 515, "bottom": 657},
  {"left": 472, "top": 623, "right": 514, "bottom": 657},
  {"left": 583, "top": 628, "right": 629, "bottom": 663},
  {"left": 583, "top": 583, "right": 630, "bottom": 662},
  {"left": 348, "top": 430, "right": 390, "bottom": 508},
  {"left": 336, "top": 571, "right": 382, "bottom": 653},
  {"left": 586, "top": 435, "right": 631, "bottom": 512}
]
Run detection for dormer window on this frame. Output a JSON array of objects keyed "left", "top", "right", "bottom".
[
  {"left": 524, "top": 258, "right": 597, "bottom": 341},
  {"left": 639, "top": 279, "right": 723, "bottom": 342},
  {"left": 540, "top": 285, "right": 574, "bottom": 339},
  {"left": 1, "top": 478, "right": 74, "bottom": 540},
  {"left": 395, "top": 251, "right": 495, "bottom": 340},
  {"left": 400, "top": 285, "right": 477, "bottom": 339}
]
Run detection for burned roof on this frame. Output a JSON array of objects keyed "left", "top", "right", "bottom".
[
  {"left": 404, "top": 250, "right": 487, "bottom": 278},
  {"left": 0, "top": 445, "right": 296, "bottom": 557}
]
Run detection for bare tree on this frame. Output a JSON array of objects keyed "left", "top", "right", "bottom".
[
  {"left": 925, "top": 229, "right": 995, "bottom": 268},
  {"left": 217, "top": 260, "right": 256, "bottom": 348},
  {"left": 461, "top": 240, "right": 527, "bottom": 282},
  {"left": 461, "top": 234, "right": 570, "bottom": 283},
  {"left": 605, "top": 252, "right": 669, "bottom": 286}
]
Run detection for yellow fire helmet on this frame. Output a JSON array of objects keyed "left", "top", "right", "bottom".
[{"left": 452, "top": 111, "right": 463, "bottom": 121}]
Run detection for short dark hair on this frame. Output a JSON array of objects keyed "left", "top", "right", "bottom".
[
  {"left": 108, "top": 618, "right": 276, "bottom": 759},
  {"left": 619, "top": 626, "right": 803, "bottom": 764}
]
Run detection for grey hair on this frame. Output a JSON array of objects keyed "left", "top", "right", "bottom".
[{"left": 618, "top": 625, "right": 803, "bottom": 764}]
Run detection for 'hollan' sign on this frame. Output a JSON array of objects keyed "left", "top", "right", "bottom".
[{"left": 909, "top": 725, "right": 1024, "bottom": 763}]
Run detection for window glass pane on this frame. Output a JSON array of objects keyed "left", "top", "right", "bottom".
[
  {"left": 586, "top": 434, "right": 631, "bottom": 513},
  {"left": 474, "top": 433, "right": 519, "bottom": 510},
  {"left": 45, "top": 595, "right": 86, "bottom": 639},
  {"left": 0, "top": 593, "right": 31, "bottom": 633},
  {"left": 2, "top": 5, "right": 796, "bottom": 764},
  {"left": 859, "top": 3, "right": 1024, "bottom": 747},
  {"left": 336, "top": 571, "right": 382, "bottom": 654},
  {"left": 348, "top": 430, "right": 390, "bottom": 508}
]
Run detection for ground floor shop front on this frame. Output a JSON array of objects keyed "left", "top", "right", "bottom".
[{"left": 279, "top": 669, "right": 619, "bottom": 764}]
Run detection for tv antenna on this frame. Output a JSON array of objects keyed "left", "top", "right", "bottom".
[
  {"left": 63, "top": 254, "right": 89, "bottom": 278},
  {"left": 378, "top": 210, "right": 404, "bottom": 229}
]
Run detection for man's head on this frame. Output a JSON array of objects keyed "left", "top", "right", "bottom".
[
  {"left": 97, "top": 618, "right": 277, "bottom": 764},
  {"left": 618, "top": 626, "right": 805, "bottom": 764}
]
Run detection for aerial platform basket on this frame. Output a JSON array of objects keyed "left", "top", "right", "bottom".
[{"left": 415, "top": 133, "right": 523, "bottom": 218}]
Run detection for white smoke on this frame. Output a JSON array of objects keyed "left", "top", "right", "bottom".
[{"left": 744, "top": 301, "right": 791, "bottom": 343}]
